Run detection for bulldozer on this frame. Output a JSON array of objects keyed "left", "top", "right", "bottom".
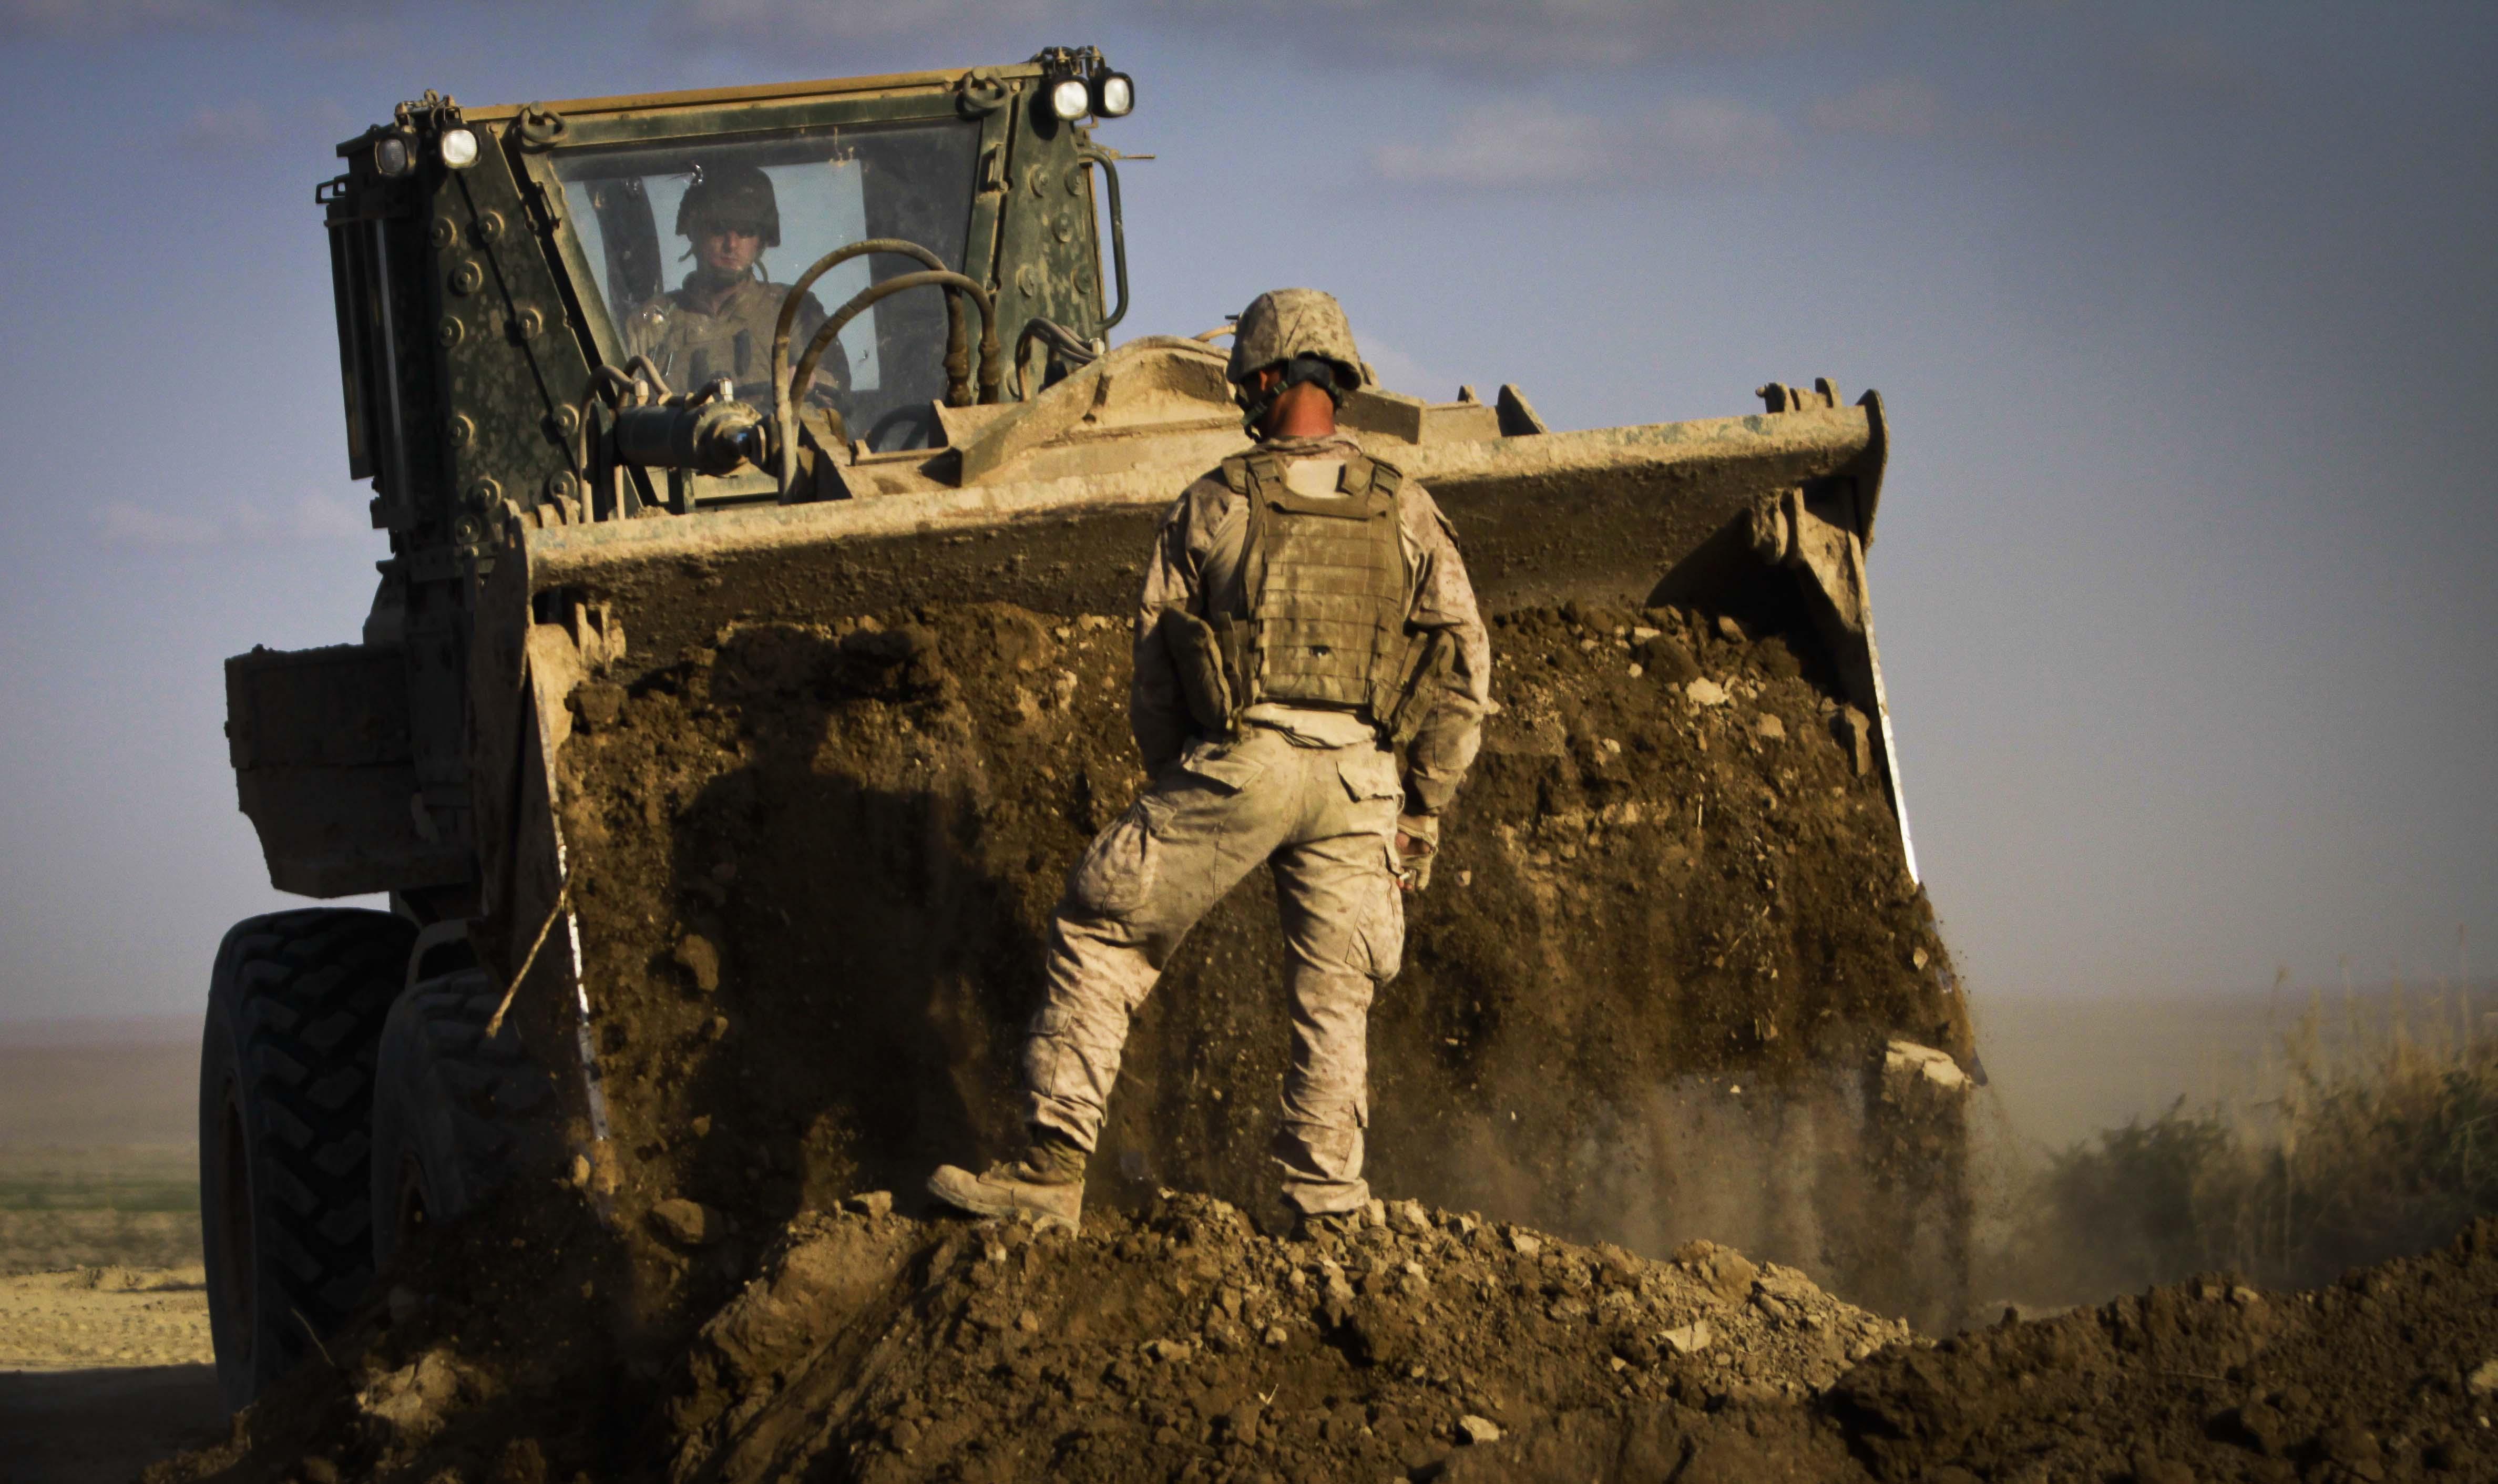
[{"left": 204, "top": 49, "right": 1971, "bottom": 1412}]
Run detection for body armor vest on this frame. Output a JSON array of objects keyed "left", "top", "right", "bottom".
[{"left": 1216, "top": 449, "right": 1410, "bottom": 723}]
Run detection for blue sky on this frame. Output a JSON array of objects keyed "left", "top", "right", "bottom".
[{"left": 1, "top": 0, "right": 2491, "bottom": 1020}]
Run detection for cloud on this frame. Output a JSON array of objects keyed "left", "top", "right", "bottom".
[
  {"left": 653, "top": 0, "right": 1888, "bottom": 72},
  {"left": 178, "top": 100, "right": 275, "bottom": 157},
  {"left": 1374, "top": 98, "right": 1608, "bottom": 189},
  {"left": 661, "top": 0, "right": 1059, "bottom": 44},
  {"left": 97, "top": 503, "right": 223, "bottom": 548},
  {"left": 0, "top": 0, "right": 233, "bottom": 38},
  {"left": 97, "top": 492, "right": 371, "bottom": 549},
  {"left": 1373, "top": 95, "right": 1784, "bottom": 190},
  {"left": 1808, "top": 77, "right": 1946, "bottom": 140},
  {"left": 1359, "top": 337, "right": 1454, "bottom": 400}
]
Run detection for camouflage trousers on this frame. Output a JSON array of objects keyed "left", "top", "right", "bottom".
[{"left": 1021, "top": 725, "right": 1406, "bottom": 1215}]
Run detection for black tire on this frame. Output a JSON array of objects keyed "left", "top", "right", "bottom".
[
  {"left": 198, "top": 907, "right": 414, "bottom": 1414},
  {"left": 370, "top": 970, "right": 557, "bottom": 1271}
]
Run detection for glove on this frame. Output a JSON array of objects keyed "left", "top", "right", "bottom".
[{"left": 1394, "top": 812, "right": 1440, "bottom": 894}]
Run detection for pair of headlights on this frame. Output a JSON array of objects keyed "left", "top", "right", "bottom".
[
  {"left": 1048, "top": 70, "right": 1134, "bottom": 122},
  {"left": 374, "top": 125, "right": 478, "bottom": 179},
  {"left": 376, "top": 66, "right": 1128, "bottom": 178}
]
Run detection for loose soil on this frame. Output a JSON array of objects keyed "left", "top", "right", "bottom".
[
  {"left": 541, "top": 598, "right": 1968, "bottom": 1338},
  {"left": 147, "top": 593, "right": 2004, "bottom": 1482},
  {"left": 145, "top": 1199, "right": 2498, "bottom": 1483}
]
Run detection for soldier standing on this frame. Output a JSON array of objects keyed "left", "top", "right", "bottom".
[
  {"left": 622, "top": 162, "right": 849, "bottom": 402},
  {"left": 929, "top": 289, "right": 1491, "bottom": 1232}
]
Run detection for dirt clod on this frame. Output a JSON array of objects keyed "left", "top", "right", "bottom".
[{"left": 648, "top": 1199, "right": 722, "bottom": 1249}]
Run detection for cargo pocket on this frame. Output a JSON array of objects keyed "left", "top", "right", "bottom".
[
  {"left": 1066, "top": 796, "right": 1168, "bottom": 919},
  {"left": 1175, "top": 735, "right": 1269, "bottom": 794},
  {"left": 1333, "top": 745, "right": 1403, "bottom": 804},
  {"left": 1356, "top": 836, "right": 1406, "bottom": 984}
]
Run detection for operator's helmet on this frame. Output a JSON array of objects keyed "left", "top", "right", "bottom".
[{"left": 675, "top": 162, "right": 781, "bottom": 248}]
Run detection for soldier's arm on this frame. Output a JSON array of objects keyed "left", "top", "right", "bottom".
[
  {"left": 1128, "top": 483, "right": 1213, "bottom": 773},
  {"left": 1399, "top": 485, "right": 1492, "bottom": 815}
]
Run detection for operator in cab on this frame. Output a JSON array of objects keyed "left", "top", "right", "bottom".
[
  {"left": 622, "top": 162, "right": 848, "bottom": 404},
  {"left": 928, "top": 289, "right": 1492, "bottom": 1237}
]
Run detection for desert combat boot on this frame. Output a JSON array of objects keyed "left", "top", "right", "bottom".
[{"left": 927, "top": 1139, "right": 1086, "bottom": 1231}]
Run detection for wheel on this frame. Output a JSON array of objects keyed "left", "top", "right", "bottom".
[
  {"left": 198, "top": 907, "right": 414, "bottom": 1414},
  {"left": 369, "top": 970, "right": 557, "bottom": 1271}
]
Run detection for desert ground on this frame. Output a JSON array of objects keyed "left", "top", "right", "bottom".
[{"left": 2, "top": 1020, "right": 221, "bottom": 1484}]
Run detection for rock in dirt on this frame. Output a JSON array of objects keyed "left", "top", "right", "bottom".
[
  {"left": 355, "top": 1350, "right": 464, "bottom": 1442},
  {"left": 671, "top": 934, "right": 722, "bottom": 994},
  {"left": 648, "top": 1198, "right": 723, "bottom": 1248},
  {"left": 570, "top": 681, "right": 626, "bottom": 730}
]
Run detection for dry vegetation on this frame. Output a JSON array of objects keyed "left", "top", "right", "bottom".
[
  {"left": 0, "top": 1144, "right": 201, "bottom": 1275},
  {"left": 1985, "top": 980, "right": 2498, "bottom": 1306}
]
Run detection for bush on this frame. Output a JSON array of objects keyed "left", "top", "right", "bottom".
[{"left": 1988, "top": 991, "right": 2498, "bottom": 1304}]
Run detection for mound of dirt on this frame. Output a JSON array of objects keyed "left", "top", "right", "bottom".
[
  {"left": 148, "top": 593, "right": 1990, "bottom": 1481},
  {"left": 149, "top": 1201, "right": 2498, "bottom": 1484},
  {"left": 148, "top": 1191, "right": 1890, "bottom": 1484},
  {"left": 543, "top": 598, "right": 1968, "bottom": 1336},
  {"left": 1826, "top": 1219, "right": 2498, "bottom": 1481}
]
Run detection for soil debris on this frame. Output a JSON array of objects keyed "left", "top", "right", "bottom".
[
  {"left": 150, "top": 594, "right": 1998, "bottom": 1480},
  {"left": 148, "top": 1204, "right": 2498, "bottom": 1482},
  {"left": 541, "top": 598, "right": 1969, "bottom": 1338}
]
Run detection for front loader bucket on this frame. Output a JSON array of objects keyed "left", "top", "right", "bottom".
[
  {"left": 514, "top": 339, "right": 1915, "bottom": 873},
  {"left": 471, "top": 336, "right": 1973, "bottom": 1326}
]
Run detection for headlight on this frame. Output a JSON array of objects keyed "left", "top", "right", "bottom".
[
  {"left": 374, "top": 134, "right": 413, "bottom": 178},
  {"left": 1049, "top": 76, "right": 1092, "bottom": 121},
  {"left": 438, "top": 127, "right": 479, "bottom": 169},
  {"left": 1092, "top": 72, "right": 1134, "bottom": 118}
]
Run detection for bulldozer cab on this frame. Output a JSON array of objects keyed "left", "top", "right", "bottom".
[
  {"left": 279, "top": 51, "right": 1138, "bottom": 906},
  {"left": 551, "top": 109, "right": 980, "bottom": 445}
]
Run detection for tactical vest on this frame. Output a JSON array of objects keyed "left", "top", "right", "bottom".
[{"left": 1213, "top": 448, "right": 1411, "bottom": 724}]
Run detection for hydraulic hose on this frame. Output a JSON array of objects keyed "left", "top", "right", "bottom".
[
  {"left": 771, "top": 239, "right": 969, "bottom": 499},
  {"left": 1010, "top": 317, "right": 1102, "bottom": 400},
  {"left": 784, "top": 270, "right": 998, "bottom": 497}
]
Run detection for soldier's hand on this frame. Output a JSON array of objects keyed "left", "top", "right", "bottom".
[{"left": 1395, "top": 813, "right": 1440, "bottom": 894}]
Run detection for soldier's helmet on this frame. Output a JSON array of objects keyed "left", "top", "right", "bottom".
[
  {"left": 675, "top": 162, "right": 781, "bottom": 248},
  {"left": 1226, "top": 288, "right": 1365, "bottom": 392}
]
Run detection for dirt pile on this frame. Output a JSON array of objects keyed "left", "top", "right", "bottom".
[
  {"left": 1823, "top": 1217, "right": 2498, "bottom": 1482},
  {"left": 150, "top": 1201, "right": 2498, "bottom": 1484},
  {"left": 147, "top": 1192, "right": 1889, "bottom": 1484},
  {"left": 145, "top": 593, "right": 1992, "bottom": 1481},
  {"left": 547, "top": 597, "right": 1968, "bottom": 1332},
  {"left": 657, "top": 1193, "right": 1895, "bottom": 1484}
]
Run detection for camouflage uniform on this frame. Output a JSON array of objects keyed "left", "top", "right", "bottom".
[
  {"left": 621, "top": 273, "right": 848, "bottom": 400},
  {"left": 1022, "top": 431, "right": 1492, "bottom": 1215}
]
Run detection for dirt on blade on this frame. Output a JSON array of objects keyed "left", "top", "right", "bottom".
[
  {"left": 544, "top": 597, "right": 1967, "bottom": 1338},
  {"left": 145, "top": 593, "right": 1994, "bottom": 1483}
]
